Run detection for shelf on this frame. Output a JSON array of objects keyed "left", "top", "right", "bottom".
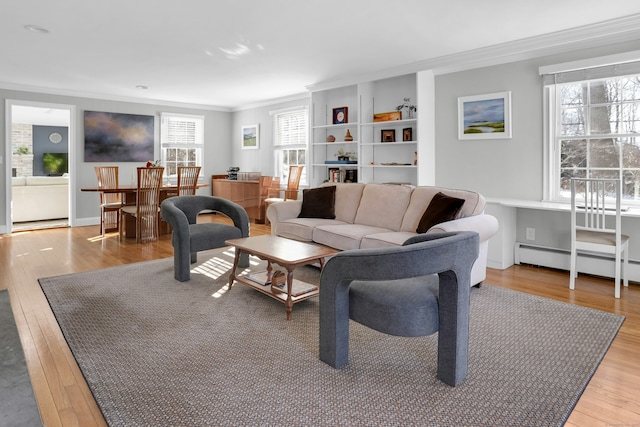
[
  {"left": 312, "top": 122, "right": 359, "bottom": 129},
  {"left": 313, "top": 163, "right": 359, "bottom": 167},
  {"left": 362, "top": 164, "right": 416, "bottom": 168},
  {"left": 312, "top": 141, "right": 359, "bottom": 146},
  {"left": 361, "top": 118, "right": 416, "bottom": 127},
  {"left": 360, "top": 141, "right": 416, "bottom": 146}
]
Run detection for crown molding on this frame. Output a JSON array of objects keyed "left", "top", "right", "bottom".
[
  {"left": 307, "top": 13, "right": 640, "bottom": 92},
  {"left": 231, "top": 92, "right": 310, "bottom": 112},
  {"left": 0, "top": 81, "right": 232, "bottom": 112}
]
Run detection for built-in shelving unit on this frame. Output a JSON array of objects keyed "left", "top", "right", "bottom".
[
  {"left": 310, "top": 73, "right": 424, "bottom": 187},
  {"left": 310, "top": 85, "right": 359, "bottom": 185}
]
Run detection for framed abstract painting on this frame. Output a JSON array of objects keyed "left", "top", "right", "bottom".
[{"left": 84, "top": 111, "right": 155, "bottom": 161}]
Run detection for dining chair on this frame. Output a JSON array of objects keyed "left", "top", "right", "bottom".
[
  {"left": 120, "top": 167, "right": 164, "bottom": 243},
  {"left": 264, "top": 165, "right": 303, "bottom": 219},
  {"left": 257, "top": 176, "right": 280, "bottom": 224},
  {"left": 94, "top": 166, "right": 123, "bottom": 235},
  {"left": 176, "top": 166, "right": 201, "bottom": 196},
  {"left": 570, "top": 177, "right": 629, "bottom": 298}
]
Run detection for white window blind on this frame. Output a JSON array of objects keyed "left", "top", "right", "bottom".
[
  {"left": 160, "top": 113, "right": 204, "bottom": 178},
  {"left": 271, "top": 107, "right": 308, "bottom": 186},
  {"left": 273, "top": 109, "right": 308, "bottom": 147}
]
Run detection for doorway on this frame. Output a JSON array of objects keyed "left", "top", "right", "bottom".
[{"left": 5, "top": 100, "right": 75, "bottom": 233}]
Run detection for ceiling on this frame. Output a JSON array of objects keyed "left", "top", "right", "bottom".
[{"left": 3, "top": 1, "right": 640, "bottom": 112}]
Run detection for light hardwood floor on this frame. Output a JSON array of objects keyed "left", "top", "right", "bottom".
[{"left": 2, "top": 216, "right": 639, "bottom": 426}]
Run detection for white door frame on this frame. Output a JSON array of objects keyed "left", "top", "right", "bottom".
[{"left": 4, "top": 99, "right": 76, "bottom": 234}]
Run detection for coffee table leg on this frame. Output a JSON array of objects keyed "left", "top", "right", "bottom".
[
  {"left": 285, "top": 269, "right": 294, "bottom": 320},
  {"left": 228, "top": 248, "right": 241, "bottom": 288}
]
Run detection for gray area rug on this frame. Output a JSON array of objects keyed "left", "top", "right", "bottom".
[
  {"left": 39, "top": 248, "right": 624, "bottom": 426},
  {"left": 0, "top": 290, "right": 42, "bottom": 427}
]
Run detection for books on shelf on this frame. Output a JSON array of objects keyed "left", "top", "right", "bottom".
[{"left": 328, "top": 168, "right": 357, "bottom": 183}]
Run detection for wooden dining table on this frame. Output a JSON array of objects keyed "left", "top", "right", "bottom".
[{"left": 81, "top": 183, "right": 209, "bottom": 238}]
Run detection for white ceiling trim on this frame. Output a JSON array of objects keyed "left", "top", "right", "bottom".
[
  {"left": 0, "top": 81, "right": 232, "bottom": 112},
  {"left": 307, "top": 13, "right": 640, "bottom": 93}
]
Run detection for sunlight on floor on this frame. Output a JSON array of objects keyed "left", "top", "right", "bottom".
[{"left": 191, "top": 249, "right": 263, "bottom": 298}]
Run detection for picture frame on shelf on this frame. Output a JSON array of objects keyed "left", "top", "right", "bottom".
[
  {"left": 403, "top": 128, "right": 412, "bottom": 142},
  {"left": 381, "top": 129, "right": 395, "bottom": 143},
  {"left": 458, "top": 91, "right": 512, "bottom": 140},
  {"left": 332, "top": 107, "right": 348, "bottom": 124},
  {"left": 241, "top": 124, "right": 259, "bottom": 149}
]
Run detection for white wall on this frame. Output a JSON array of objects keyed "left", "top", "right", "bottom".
[
  {"left": 434, "top": 39, "right": 640, "bottom": 260},
  {"left": 231, "top": 96, "right": 310, "bottom": 177},
  {"left": 0, "top": 88, "right": 231, "bottom": 228}
]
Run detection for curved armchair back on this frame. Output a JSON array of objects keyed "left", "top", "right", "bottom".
[
  {"left": 319, "top": 231, "right": 479, "bottom": 386},
  {"left": 161, "top": 195, "right": 250, "bottom": 281}
]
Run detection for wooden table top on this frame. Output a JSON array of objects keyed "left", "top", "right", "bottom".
[{"left": 225, "top": 235, "right": 338, "bottom": 265}]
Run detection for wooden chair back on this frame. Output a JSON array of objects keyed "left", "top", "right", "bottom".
[
  {"left": 284, "top": 165, "right": 303, "bottom": 200},
  {"left": 177, "top": 166, "right": 201, "bottom": 196},
  {"left": 135, "top": 167, "right": 164, "bottom": 242},
  {"left": 94, "top": 166, "right": 120, "bottom": 205},
  {"left": 94, "top": 166, "right": 121, "bottom": 234}
]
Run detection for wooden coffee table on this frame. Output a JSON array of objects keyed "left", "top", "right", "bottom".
[{"left": 225, "top": 235, "right": 338, "bottom": 320}]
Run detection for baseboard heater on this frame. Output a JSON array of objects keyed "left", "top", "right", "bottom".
[{"left": 514, "top": 242, "right": 640, "bottom": 283}]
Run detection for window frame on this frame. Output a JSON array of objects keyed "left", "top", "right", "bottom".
[
  {"left": 545, "top": 72, "right": 640, "bottom": 205},
  {"left": 271, "top": 106, "right": 309, "bottom": 187},
  {"left": 160, "top": 112, "right": 204, "bottom": 181}
]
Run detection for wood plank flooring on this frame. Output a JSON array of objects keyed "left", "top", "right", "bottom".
[{"left": 2, "top": 216, "right": 639, "bottom": 426}]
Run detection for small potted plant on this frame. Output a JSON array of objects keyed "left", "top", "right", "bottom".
[{"left": 396, "top": 97, "right": 417, "bottom": 119}]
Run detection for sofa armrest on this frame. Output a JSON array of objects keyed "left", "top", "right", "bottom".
[
  {"left": 428, "top": 214, "right": 499, "bottom": 243},
  {"left": 267, "top": 200, "right": 302, "bottom": 233}
]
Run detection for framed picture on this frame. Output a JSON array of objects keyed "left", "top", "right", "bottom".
[
  {"left": 242, "top": 124, "right": 259, "bottom": 149},
  {"left": 332, "top": 107, "right": 348, "bottom": 124},
  {"left": 84, "top": 111, "right": 155, "bottom": 162},
  {"left": 403, "top": 128, "right": 413, "bottom": 142},
  {"left": 381, "top": 129, "right": 395, "bottom": 143},
  {"left": 458, "top": 91, "right": 512, "bottom": 140}
]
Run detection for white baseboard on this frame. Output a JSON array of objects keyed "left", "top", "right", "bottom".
[{"left": 515, "top": 242, "right": 639, "bottom": 282}]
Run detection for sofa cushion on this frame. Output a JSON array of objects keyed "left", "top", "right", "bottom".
[
  {"left": 298, "top": 185, "right": 336, "bottom": 219},
  {"left": 416, "top": 192, "right": 465, "bottom": 233},
  {"left": 313, "top": 223, "right": 392, "bottom": 250},
  {"left": 360, "top": 231, "right": 419, "bottom": 249},
  {"left": 321, "top": 183, "right": 365, "bottom": 223},
  {"left": 353, "top": 184, "right": 412, "bottom": 231},
  {"left": 12, "top": 177, "right": 26, "bottom": 186},
  {"left": 401, "top": 187, "right": 484, "bottom": 232},
  {"left": 26, "top": 175, "right": 69, "bottom": 186},
  {"left": 277, "top": 218, "right": 347, "bottom": 242}
]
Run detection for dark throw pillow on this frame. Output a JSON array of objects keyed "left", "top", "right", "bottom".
[
  {"left": 416, "top": 192, "right": 465, "bottom": 233},
  {"left": 298, "top": 185, "right": 336, "bottom": 219}
]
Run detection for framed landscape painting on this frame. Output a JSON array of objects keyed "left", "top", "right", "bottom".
[
  {"left": 241, "top": 124, "right": 259, "bottom": 149},
  {"left": 458, "top": 91, "right": 512, "bottom": 140}
]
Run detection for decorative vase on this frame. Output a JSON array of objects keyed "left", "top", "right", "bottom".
[
  {"left": 326, "top": 135, "right": 336, "bottom": 142},
  {"left": 344, "top": 129, "right": 353, "bottom": 141}
]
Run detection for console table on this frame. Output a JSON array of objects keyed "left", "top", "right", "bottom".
[{"left": 211, "top": 177, "right": 261, "bottom": 222}]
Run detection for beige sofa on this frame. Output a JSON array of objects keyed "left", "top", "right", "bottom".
[
  {"left": 266, "top": 183, "right": 499, "bottom": 286},
  {"left": 12, "top": 175, "right": 69, "bottom": 222}
]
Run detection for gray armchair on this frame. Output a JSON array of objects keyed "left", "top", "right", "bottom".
[
  {"left": 161, "top": 195, "right": 250, "bottom": 282},
  {"left": 319, "top": 231, "right": 479, "bottom": 387}
]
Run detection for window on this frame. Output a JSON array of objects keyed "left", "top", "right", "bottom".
[
  {"left": 160, "top": 113, "right": 204, "bottom": 179},
  {"left": 271, "top": 107, "right": 308, "bottom": 186},
  {"left": 545, "top": 62, "right": 640, "bottom": 203}
]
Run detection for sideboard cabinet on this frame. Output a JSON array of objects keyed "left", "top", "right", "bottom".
[{"left": 211, "top": 177, "right": 261, "bottom": 222}]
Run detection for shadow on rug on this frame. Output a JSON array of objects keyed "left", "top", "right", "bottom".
[
  {"left": 0, "top": 290, "right": 42, "bottom": 427},
  {"left": 39, "top": 248, "right": 624, "bottom": 427}
]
